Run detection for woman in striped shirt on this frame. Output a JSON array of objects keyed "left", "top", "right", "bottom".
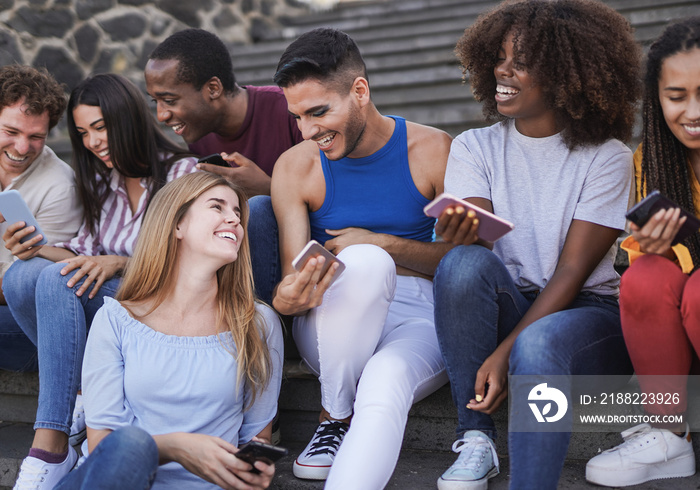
[{"left": 5, "top": 74, "right": 198, "bottom": 489}]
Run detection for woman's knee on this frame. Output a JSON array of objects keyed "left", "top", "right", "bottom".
[
  {"left": 621, "top": 254, "right": 686, "bottom": 304},
  {"left": 434, "top": 245, "right": 500, "bottom": 298},
  {"left": 509, "top": 321, "right": 562, "bottom": 375},
  {"left": 3, "top": 257, "right": 51, "bottom": 303},
  {"left": 103, "top": 426, "right": 158, "bottom": 466}
]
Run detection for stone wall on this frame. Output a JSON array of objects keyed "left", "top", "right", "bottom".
[{"left": 0, "top": 0, "right": 309, "bottom": 93}]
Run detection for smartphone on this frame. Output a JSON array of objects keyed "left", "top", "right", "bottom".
[
  {"left": 424, "top": 192, "right": 514, "bottom": 242},
  {"left": 291, "top": 240, "right": 346, "bottom": 287},
  {"left": 0, "top": 190, "right": 47, "bottom": 245},
  {"left": 235, "top": 441, "right": 288, "bottom": 473},
  {"left": 625, "top": 190, "right": 700, "bottom": 245},
  {"left": 197, "top": 153, "right": 230, "bottom": 167}
]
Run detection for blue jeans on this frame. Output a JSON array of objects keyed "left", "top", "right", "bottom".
[
  {"left": 0, "top": 304, "right": 37, "bottom": 372},
  {"left": 434, "top": 245, "right": 632, "bottom": 490},
  {"left": 55, "top": 427, "right": 158, "bottom": 490},
  {"left": 248, "top": 196, "right": 281, "bottom": 305},
  {"left": 4, "top": 257, "right": 121, "bottom": 434}
]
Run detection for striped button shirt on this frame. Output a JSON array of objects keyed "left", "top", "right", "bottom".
[{"left": 55, "top": 157, "right": 198, "bottom": 257}]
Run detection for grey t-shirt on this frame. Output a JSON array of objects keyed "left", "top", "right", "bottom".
[{"left": 445, "top": 120, "right": 633, "bottom": 296}]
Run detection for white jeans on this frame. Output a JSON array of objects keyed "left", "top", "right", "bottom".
[{"left": 293, "top": 244, "right": 448, "bottom": 489}]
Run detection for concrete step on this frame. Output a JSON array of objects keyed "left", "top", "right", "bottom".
[
  {"left": 4, "top": 421, "right": 700, "bottom": 489},
  {"left": 233, "top": 0, "right": 698, "bottom": 59}
]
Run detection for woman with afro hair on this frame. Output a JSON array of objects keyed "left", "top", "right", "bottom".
[
  {"left": 431, "top": 1, "right": 641, "bottom": 488},
  {"left": 586, "top": 17, "right": 700, "bottom": 487}
]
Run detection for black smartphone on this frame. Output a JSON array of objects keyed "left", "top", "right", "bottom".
[
  {"left": 625, "top": 190, "right": 700, "bottom": 245},
  {"left": 235, "top": 441, "right": 288, "bottom": 473},
  {"left": 197, "top": 153, "right": 230, "bottom": 167}
]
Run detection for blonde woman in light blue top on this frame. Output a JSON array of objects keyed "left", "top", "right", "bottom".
[{"left": 52, "top": 172, "right": 283, "bottom": 490}]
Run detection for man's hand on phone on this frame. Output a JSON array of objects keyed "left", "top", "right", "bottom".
[
  {"left": 272, "top": 256, "right": 340, "bottom": 316},
  {"left": 197, "top": 152, "right": 271, "bottom": 197},
  {"left": 3, "top": 221, "right": 44, "bottom": 260}
]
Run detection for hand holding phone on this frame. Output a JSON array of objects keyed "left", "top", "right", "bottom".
[
  {"left": 424, "top": 193, "right": 514, "bottom": 242},
  {"left": 292, "top": 240, "right": 346, "bottom": 287},
  {"left": 197, "top": 154, "right": 230, "bottom": 168},
  {"left": 625, "top": 190, "right": 700, "bottom": 245},
  {"left": 0, "top": 190, "right": 47, "bottom": 246},
  {"left": 234, "top": 441, "right": 288, "bottom": 473}
]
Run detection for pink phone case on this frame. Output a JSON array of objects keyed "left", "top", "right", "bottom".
[
  {"left": 292, "top": 240, "right": 346, "bottom": 286},
  {"left": 424, "top": 193, "right": 514, "bottom": 242}
]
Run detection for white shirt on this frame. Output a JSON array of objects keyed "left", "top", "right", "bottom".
[{"left": 0, "top": 146, "right": 82, "bottom": 277}]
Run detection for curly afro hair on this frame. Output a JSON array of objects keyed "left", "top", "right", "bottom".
[{"left": 456, "top": 0, "right": 642, "bottom": 149}]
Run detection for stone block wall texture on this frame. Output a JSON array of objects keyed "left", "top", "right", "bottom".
[{"left": 0, "top": 0, "right": 309, "bottom": 93}]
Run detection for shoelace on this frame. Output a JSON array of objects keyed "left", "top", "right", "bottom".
[
  {"left": 451, "top": 436, "right": 499, "bottom": 471},
  {"left": 14, "top": 460, "right": 47, "bottom": 489},
  {"left": 608, "top": 424, "right": 670, "bottom": 460},
  {"left": 306, "top": 421, "right": 348, "bottom": 457}
]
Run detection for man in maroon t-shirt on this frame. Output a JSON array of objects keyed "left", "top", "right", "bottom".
[{"left": 145, "top": 28, "right": 303, "bottom": 197}]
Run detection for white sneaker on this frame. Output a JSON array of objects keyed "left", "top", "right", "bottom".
[
  {"left": 13, "top": 446, "right": 78, "bottom": 490},
  {"left": 293, "top": 420, "right": 349, "bottom": 480},
  {"left": 438, "top": 430, "right": 499, "bottom": 490},
  {"left": 69, "top": 394, "right": 86, "bottom": 447},
  {"left": 586, "top": 423, "right": 695, "bottom": 487}
]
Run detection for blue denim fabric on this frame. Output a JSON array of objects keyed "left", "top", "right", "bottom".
[
  {"left": 4, "top": 257, "right": 121, "bottom": 434},
  {"left": 0, "top": 304, "right": 37, "bottom": 372},
  {"left": 248, "top": 195, "right": 280, "bottom": 305},
  {"left": 434, "top": 245, "right": 632, "bottom": 490},
  {"left": 55, "top": 427, "right": 158, "bottom": 490}
]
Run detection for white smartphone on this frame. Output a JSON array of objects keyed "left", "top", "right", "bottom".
[
  {"left": 424, "top": 192, "right": 514, "bottom": 242},
  {"left": 0, "top": 190, "right": 47, "bottom": 245},
  {"left": 292, "top": 240, "right": 346, "bottom": 287}
]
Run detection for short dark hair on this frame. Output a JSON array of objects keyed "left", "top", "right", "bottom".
[
  {"left": 456, "top": 0, "right": 641, "bottom": 149},
  {"left": 149, "top": 28, "right": 237, "bottom": 93},
  {"left": 0, "top": 65, "right": 66, "bottom": 129},
  {"left": 273, "top": 28, "right": 367, "bottom": 93}
]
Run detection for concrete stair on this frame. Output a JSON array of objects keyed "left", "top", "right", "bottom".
[
  {"left": 226, "top": 0, "right": 700, "bottom": 137},
  {"left": 4, "top": 367, "right": 700, "bottom": 489}
]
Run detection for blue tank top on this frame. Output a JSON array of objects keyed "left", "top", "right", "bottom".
[{"left": 309, "top": 116, "right": 435, "bottom": 245}]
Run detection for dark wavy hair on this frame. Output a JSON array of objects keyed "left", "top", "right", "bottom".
[
  {"left": 0, "top": 65, "right": 66, "bottom": 129},
  {"left": 149, "top": 28, "right": 237, "bottom": 95},
  {"left": 456, "top": 0, "right": 641, "bottom": 149},
  {"left": 640, "top": 17, "right": 700, "bottom": 267},
  {"left": 67, "top": 74, "right": 192, "bottom": 234}
]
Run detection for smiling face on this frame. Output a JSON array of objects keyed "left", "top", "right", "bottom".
[
  {"left": 144, "top": 58, "right": 217, "bottom": 144},
  {"left": 176, "top": 185, "right": 244, "bottom": 267},
  {"left": 493, "top": 31, "right": 556, "bottom": 137},
  {"left": 283, "top": 78, "right": 366, "bottom": 161},
  {"left": 0, "top": 99, "right": 49, "bottom": 186},
  {"left": 658, "top": 48, "right": 700, "bottom": 161},
  {"left": 72, "top": 104, "right": 113, "bottom": 168}
]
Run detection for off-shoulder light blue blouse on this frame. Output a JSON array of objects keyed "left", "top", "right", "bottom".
[{"left": 82, "top": 297, "right": 283, "bottom": 489}]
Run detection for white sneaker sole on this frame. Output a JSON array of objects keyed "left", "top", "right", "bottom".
[
  {"left": 293, "top": 460, "right": 331, "bottom": 480},
  {"left": 437, "top": 466, "right": 499, "bottom": 490},
  {"left": 586, "top": 452, "right": 696, "bottom": 487}
]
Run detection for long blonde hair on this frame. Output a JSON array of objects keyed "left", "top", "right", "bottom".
[{"left": 117, "top": 171, "right": 272, "bottom": 406}]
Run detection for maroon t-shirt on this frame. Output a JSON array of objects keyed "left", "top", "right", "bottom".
[{"left": 188, "top": 86, "right": 303, "bottom": 176}]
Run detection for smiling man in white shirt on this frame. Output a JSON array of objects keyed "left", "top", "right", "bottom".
[{"left": 0, "top": 65, "right": 81, "bottom": 372}]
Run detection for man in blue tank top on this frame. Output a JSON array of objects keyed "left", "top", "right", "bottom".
[{"left": 270, "top": 28, "right": 453, "bottom": 489}]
